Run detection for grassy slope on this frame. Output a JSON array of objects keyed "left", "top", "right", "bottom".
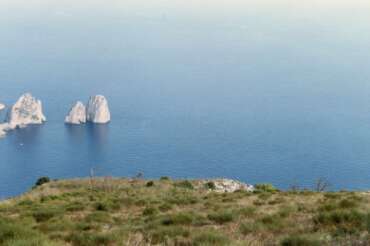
[{"left": 1, "top": 178, "right": 370, "bottom": 245}]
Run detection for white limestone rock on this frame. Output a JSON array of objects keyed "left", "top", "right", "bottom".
[
  {"left": 86, "top": 95, "right": 110, "bottom": 124},
  {"left": 6, "top": 93, "right": 46, "bottom": 129},
  {"left": 203, "top": 179, "right": 255, "bottom": 193},
  {"left": 1, "top": 104, "right": 8, "bottom": 137},
  {"left": 0, "top": 123, "right": 10, "bottom": 138},
  {"left": 65, "top": 101, "right": 86, "bottom": 125}
]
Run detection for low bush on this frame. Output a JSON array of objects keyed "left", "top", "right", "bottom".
[
  {"left": 32, "top": 208, "right": 63, "bottom": 222},
  {"left": 93, "top": 199, "right": 121, "bottom": 211},
  {"left": 34, "top": 177, "right": 50, "bottom": 188},
  {"left": 339, "top": 199, "right": 358, "bottom": 209},
  {"left": 149, "top": 226, "right": 190, "bottom": 244},
  {"left": 66, "top": 202, "right": 85, "bottom": 212},
  {"left": 207, "top": 210, "right": 234, "bottom": 224},
  {"left": 239, "top": 222, "right": 263, "bottom": 235},
  {"left": 192, "top": 230, "right": 230, "bottom": 246},
  {"left": 84, "top": 211, "right": 111, "bottom": 223},
  {"left": 67, "top": 231, "right": 117, "bottom": 246},
  {"left": 158, "top": 203, "right": 173, "bottom": 212},
  {"left": 255, "top": 183, "right": 279, "bottom": 193},
  {"left": 237, "top": 206, "right": 256, "bottom": 217},
  {"left": 160, "top": 176, "right": 170, "bottom": 181},
  {"left": 204, "top": 181, "right": 216, "bottom": 190},
  {"left": 314, "top": 209, "right": 369, "bottom": 234},
  {"left": 146, "top": 181, "right": 155, "bottom": 187},
  {"left": 281, "top": 235, "right": 321, "bottom": 246},
  {"left": 258, "top": 214, "right": 285, "bottom": 232},
  {"left": 162, "top": 212, "right": 195, "bottom": 226},
  {"left": 0, "top": 218, "right": 51, "bottom": 245},
  {"left": 175, "top": 180, "right": 194, "bottom": 189},
  {"left": 143, "top": 206, "right": 158, "bottom": 216}
]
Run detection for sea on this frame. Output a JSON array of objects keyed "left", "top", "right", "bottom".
[{"left": 1, "top": 0, "right": 370, "bottom": 198}]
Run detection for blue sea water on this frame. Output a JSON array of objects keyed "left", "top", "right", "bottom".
[{"left": 1, "top": 0, "right": 370, "bottom": 198}]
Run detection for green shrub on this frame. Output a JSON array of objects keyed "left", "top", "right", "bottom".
[
  {"left": 165, "top": 194, "right": 199, "bottom": 205},
  {"left": 239, "top": 222, "right": 263, "bottom": 235},
  {"left": 0, "top": 219, "right": 50, "bottom": 244},
  {"left": 162, "top": 212, "right": 194, "bottom": 226},
  {"left": 160, "top": 176, "right": 170, "bottom": 181},
  {"left": 237, "top": 206, "right": 256, "bottom": 217},
  {"left": 281, "top": 235, "right": 321, "bottom": 246},
  {"left": 258, "top": 214, "right": 285, "bottom": 232},
  {"left": 66, "top": 202, "right": 85, "bottom": 212},
  {"left": 192, "top": 230, "right": 230, "bottom": 245},
  {"left": 324, "top": 192, "right": 341, "bottom": 200},
  {"left": 143, "top": 206, "right": 158, "bottom": 216},
  {"left": 94, "top": 201, "right": 117, "bottom": 211},
  {"left": 278, "top": 206, "right": 295, "bottom": 218},
  {"left": 17, "top": 199, "right": 34, "bottom": 206},
  {"left": 318, "top": 203, "right": 338, "bottom": 212},
  {"left": 34, "top": 177, "right": 50, "bottom": 188},
  {"left": 149, "top": 226, "right": 190, "bottom": 244},
  {"left": 175, "top": 180, "right": 194, "bottom": 189},
  {"left": 32, "top": 208, "right": 62, "bottom": 222},
  {"left": 134, "top": 199, "right": 147, "bottom": 206},
  {"left": 146, "top": 181, "right": 155, "bottom": 187},
  {"left": 268, "top": 197, "right": 286, "bottom": 205},
  {"left": 205, "top": 181, "right": 216, "bottom": 190},
  {"left": 339, "top": 199, "right": 358, "bottom": 209},
  {"left": 258, "top": 192, "right": 272, "bottom": 200},
  {"left": 84, "top": 211, "right": 111, "bottom": 223},
  {"left": 208, "top": 210, "right": 234, "bottom": 224},
  {"left": 314, "top": 209, "right": 368, "bottom": 234},
  {"left": 159, "top": 203, "right": 173, "bottom": 212},
  {"left": 67, "top": 231, "right": 117, "bottom": 246},
  {"left": 253, "top": 200, "right": 265, "bottom": 206},
  {"left": 255, "top": 183, "right": 278, "bottom": 192}
]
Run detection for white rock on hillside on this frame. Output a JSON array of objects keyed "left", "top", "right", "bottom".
[
  {"left": 86, "top": 95, "right": 110, "bottom": 124},
  {"left": 6, "top": 93, "right": 46, "bottom": 128},
  {"left": 65, "top": 101, "right": 86, "bottom": 125},
  {"left": 203, "top": 179, "right": 255, "bottom": 193},
  {"left": 0, "top": 103, "right": 5, "bottom": 111}
]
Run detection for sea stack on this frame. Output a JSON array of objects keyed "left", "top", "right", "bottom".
[
  {"left": 86, "top": 95, "right": 110, "bottom": 124},
  {"left": 6, "top": 93, "right": 46, "bottom": 129},
  {"left": 0, "top": 123, "right": 9, "bottom": 137},
  {"left": 65, "top": 101, "right": 86, "bottom": 125},
  {"left": 0, "top": 104, "right": 8, "bottom": 137}
]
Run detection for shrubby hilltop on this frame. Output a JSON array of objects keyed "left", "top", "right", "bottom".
[{"left": 1, "top": 177, "right": 370, "bottom": 245}]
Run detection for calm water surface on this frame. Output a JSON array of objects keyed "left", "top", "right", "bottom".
[{"left": 1, "top": 0, "right": 370, "bottom": 198}]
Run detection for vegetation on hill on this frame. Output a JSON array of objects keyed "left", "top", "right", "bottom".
[{"left": 1, "top": 177, "right": 370, "bottom": 245}]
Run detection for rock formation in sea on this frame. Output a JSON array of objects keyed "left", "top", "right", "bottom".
[
  {"left": 0, "top": 123, "right": 9, "bottom": 137},
  {"left": 65, "top": 101, "right": 86, "bottom": 125},
  {"left": 6, "top": 93, "right": 46, "bottom": 129},
  {"left": 86, "top": 95, "right": 110, "bottom": 124},
  {"left": 0, "top": 104, "right": 7, "bottom": 137}
]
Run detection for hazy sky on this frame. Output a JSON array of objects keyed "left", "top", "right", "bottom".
[{"left": 1, "top": 0, "right": 370, "bottom": 90}]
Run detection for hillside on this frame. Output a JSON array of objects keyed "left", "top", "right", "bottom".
[{"left": 1, "top": 178, "right": 370, "bottom": 245}]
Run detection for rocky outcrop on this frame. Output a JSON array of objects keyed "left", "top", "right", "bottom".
[
  {"left": 202, "top": 179, "right": 254, "bottom": 193},
  {"left": 0, "top": 123, "right": 10, "bottom": 137},
  {"left": 6, "top": 93, "right": 46, "bottom": 129},
  {"left": 65, "top": 101, "right": 86, "bottom": 125},
  {"left": 0, "top": 103, "right": 5, "bottom": 111},
  {"left": 86, "top": 95, "right": 110, "bottom": 124}
]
